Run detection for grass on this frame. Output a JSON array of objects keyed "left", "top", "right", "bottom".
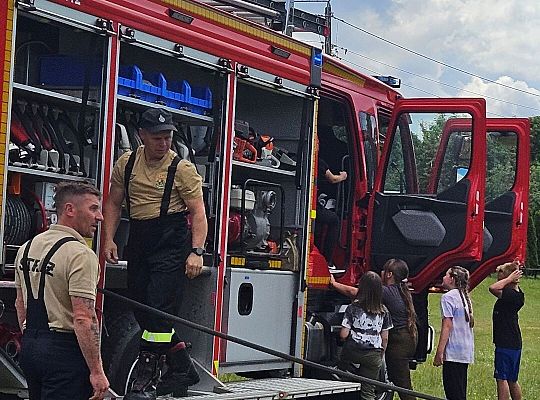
[{"left": 412, "top": 276, "right": 540, "bottom": 400}]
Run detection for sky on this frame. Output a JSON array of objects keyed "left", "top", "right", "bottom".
[{"left": 291, "top": 0, "right": 540, "bottom": 118}]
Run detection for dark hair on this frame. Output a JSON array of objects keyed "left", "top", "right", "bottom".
[
  {"left": 355, "top": 271, "right": 385, "bottom": 314},
  {"left": 54, "top": 182, "right": 101, "bottom": 215},
  {"left": 449, "top": 266, "right": 474, "bottom": 328},
  {"left": 383, "top": 259, "right": 417, "bottom": 340}
]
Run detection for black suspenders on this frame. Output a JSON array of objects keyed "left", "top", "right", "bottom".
[
  {"left": 20, "top": 236, "right": 79, "bottom": 330},
  {"left": 124, "top": 150, "right": 181, "bottom": 219}
]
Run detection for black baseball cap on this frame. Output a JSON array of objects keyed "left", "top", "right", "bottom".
[{"left": 139, "top": 108, "right": 178, "bottom": 133}]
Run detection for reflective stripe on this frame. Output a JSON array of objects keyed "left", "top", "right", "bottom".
[{"left": 141, "top": 328, "right": 175, "bottom": 343}]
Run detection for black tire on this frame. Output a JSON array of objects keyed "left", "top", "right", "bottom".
[{"left": 101, "top": 307, "right": 141, "bottom": 395}]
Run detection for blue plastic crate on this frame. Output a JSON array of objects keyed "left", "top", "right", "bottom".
[
  {"left": 118, "top": 65, "right": 136, "bottom": 95},
  {"left": 165, "top": 79, "right": 191, "bottom": 109},
  {"left": 187, "top": 85, "right": 212, "bottom": 115},
  {"left": 117, "top": 65, "right": 161, "bottom": 102},
  {"left": 148, "top": 73, "right": 189, "bottom": 109},
  {"left": 40, "top": 55, "right": 102, "bottom": 87}
]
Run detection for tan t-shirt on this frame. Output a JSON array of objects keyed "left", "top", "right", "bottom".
[
  {"left": 14, "top": 224, "right": 100, "bottom": 332},
  {"left": 110, "top": 147, "right": 203, "bottom": 220}
]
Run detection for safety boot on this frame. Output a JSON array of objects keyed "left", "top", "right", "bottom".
[
  {"left": 124, "top": 351, "right": 161, "bottom": 400},
  {"left": 156, "top": 342, "right": 200, "bottom": 397}
]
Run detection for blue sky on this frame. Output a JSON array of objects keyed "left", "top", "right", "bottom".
[{"left": 291, "top": 0, "right": 540, "bottom": 118}]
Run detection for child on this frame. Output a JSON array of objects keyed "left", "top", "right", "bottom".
[
  {"left": 433, "top": 266, "right": 474, "bottom": 400},
  {"left": 489, "top": 261, "right": 524, "bottom": 400},
  {"left": 339, "top": 271, "right": 393, "bottom": 400},
  {"left": 380, "top": 259, "right": 418, "bottom": 400},
  {"left": 331, "top": 260, "right": 417, "bottom": 399}
]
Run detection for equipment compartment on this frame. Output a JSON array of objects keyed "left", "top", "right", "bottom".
[
  {"left": 229, "top": 79, "right": 313, "bottom": 269},
  {"left": 3, "top": 10, "right": 109, "bottom": 272}
]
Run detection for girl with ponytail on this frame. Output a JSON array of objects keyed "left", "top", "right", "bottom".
[
  {"left": 380, "top": 259, "right": 418, "bottom": 400},
  {"left": 433, "top": 266, "right": 474, "bottom": 400},
  {"left": 330, "top": 259, "right": 418, "bottom": 399}
]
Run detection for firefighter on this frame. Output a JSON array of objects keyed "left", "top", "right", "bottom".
[
  {"left": 14, "top": 182, "right": 109, "bottom": 400},
  {"left": 102, "top": 107, "right": 207, "bottom": 399}
]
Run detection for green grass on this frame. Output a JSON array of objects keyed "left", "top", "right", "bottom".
[{"left": 412, "top": 276, "right": 540, "bottom": 400}]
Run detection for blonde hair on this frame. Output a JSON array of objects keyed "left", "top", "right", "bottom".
[
  {"left": 496, "top": 260, "right": 519, "bottom": 279},
  {"left": 449, "top": 266, "right": 474, "bottom": 328}
]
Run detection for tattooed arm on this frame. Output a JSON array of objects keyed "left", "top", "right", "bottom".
[
  {"left": 15, "top": 288, "right": 26, "bottom": 332},
  {"left": 71, "top": 296, "right": 109, "bottom": 399}
]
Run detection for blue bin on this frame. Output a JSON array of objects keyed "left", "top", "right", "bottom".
[
  {"left": 149, "top": 73, "right": 189, "bottom": 109},
  {"left": 164, "top": 79, "right": 190, "bottom": 109},
  {"left": 118, "top": 65, "right": 136, "bottom": 95},
  {"left": 40, "top": 55, "right": 102, "bottom": 87},
  {"left": 187, "top": 85, "right": 212, "bottom": 115},
  {"left": 117, "top": 65, "right": 161, "bottom": 102}
]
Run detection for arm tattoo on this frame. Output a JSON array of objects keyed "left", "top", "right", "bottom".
[{"left": 77, "top": 297, "right": 101, "bottom": 349}]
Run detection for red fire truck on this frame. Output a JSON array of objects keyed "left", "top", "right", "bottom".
[{"left": 0, "top": 0, "right": 529, "bottom": 398}]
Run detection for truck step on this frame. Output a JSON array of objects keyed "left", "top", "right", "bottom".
[{"left": 144, "top": 377, "right": 362, "bottom": 399}]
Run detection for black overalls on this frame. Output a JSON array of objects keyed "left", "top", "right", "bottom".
[
  {"left": 123, "top": 151, "right": 190, "bottom": 352},
  {"left": 18, "top": 237, "right": 93, "bottom": 400}
]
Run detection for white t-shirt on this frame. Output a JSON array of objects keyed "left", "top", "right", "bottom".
[{"left": 440, "top": 289, "right": 474, "bottom": 364}]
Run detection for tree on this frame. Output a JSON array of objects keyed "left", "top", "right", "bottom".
[
  {"left": 526, "top": 212, "right": 539, "bottom": 269},
  {"left": 529, "top": 116, "right": 540, "bottom": 165}
]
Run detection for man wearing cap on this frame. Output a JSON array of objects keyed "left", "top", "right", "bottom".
[{"left": 103, "top": 108, "right": 207, "bottom": 399}]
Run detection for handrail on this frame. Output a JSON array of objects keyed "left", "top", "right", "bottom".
[{"left": 99, "top": 288, "right": 445, "bottom": 400}]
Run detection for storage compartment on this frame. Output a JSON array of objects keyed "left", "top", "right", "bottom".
[
  {"left": 2, "top": 10, "right": 109, "bottom": 275},
  {"left": 228, "top": 79, "right": 313, "bottom": 268},
  {"left": 224, "top": 268, "right": 297, "bottom": 368}
]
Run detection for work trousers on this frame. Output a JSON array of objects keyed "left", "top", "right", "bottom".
[
  {"left": 386, "top": 327, "right": 417, "bottom": 400},
  {"left": 19, "top": 329, "right": 92, "bottom": 400},
  {"left": 314, "top": 205, "right": 340, "bottom": 265},
  {"left": 126, "top": 213, "right": 190, "bottom": 353},
  {"left": 443, "top": 361, "right": 469, "bottom": 400},
  {"left": 339, "top": 340, "right": 383, "bottom": 400}
]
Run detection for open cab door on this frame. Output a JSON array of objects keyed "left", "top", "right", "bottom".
[
  {"left": 429, "top": 118, "right": 530, "bottom": 289},
  {"left": 365, "top": 99, "right": 487, "bottom": 293},
  {"left": 466, "top": 119, "right": 529, "bottom": 288}
]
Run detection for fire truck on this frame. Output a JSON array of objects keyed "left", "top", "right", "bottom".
[{"left": 0, "top": 0, "right": 530, "bottom": 398}]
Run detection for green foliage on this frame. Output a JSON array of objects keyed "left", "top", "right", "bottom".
[
  {"left": 526, "top": 212, "right": 539, "bottom": 268},
  {"left": 413, "top": 277, "right": 540, "bottom": 399},
  {"left": 529, "top": 116, "right": 540, "bottom": 165},
  {"left": 485, "top": 133, "right": 517, "bottom": 203},
  {"left": 527, "top": 117, "right": 540, "bottom": 268},
  {"left": 413, "top": 114, "right": 447, "bottom": 192}
]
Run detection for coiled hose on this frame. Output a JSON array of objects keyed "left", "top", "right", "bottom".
[{"left": 5, "top": 195, "right": 32, "bottom": 245}]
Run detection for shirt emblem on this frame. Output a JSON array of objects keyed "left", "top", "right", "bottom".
[{"left": 156, "top": 173, "right": 166, "bottom": 189}]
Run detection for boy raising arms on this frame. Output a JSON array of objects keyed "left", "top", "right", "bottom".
[{"left": 489, "top": 261, "right": 524, "bottom": 400}]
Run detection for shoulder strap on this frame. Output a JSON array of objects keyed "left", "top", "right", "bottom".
[
  {"left": 21, "top": 238, "right": 35, "bottom": 294},
  {"left": 21, "top": 236, "right": 79, "bottom": 300},
  {"left": 37, "top": 237, "right": 79, "bottom": 299},
  {"left": 160, "top": 155, "right": 181, "bottom": 218},
  {"left": 124, "top": 150, "right": 137, "bottom": 218}
]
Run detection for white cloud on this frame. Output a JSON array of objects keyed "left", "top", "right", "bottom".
[
  {"left": 458, "top": 76, "right": 540, "bottom": 117},
  {"left": 295, "top": 0, "right": 540, "bottom": 116}
]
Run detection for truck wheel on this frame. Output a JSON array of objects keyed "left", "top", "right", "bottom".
[{"left": 101, "top": 310, "right": 141, "bottom": 395}]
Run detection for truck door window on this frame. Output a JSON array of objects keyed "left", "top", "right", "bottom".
[
  {"left": 383, "top": 113, "right": 473, "bottom": 197},
  {"left": 486, "top": 131, "right": 517, "bottom": 203},
  {"left": 359, "top": 112, "right": 377, "bottom": 191}
]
